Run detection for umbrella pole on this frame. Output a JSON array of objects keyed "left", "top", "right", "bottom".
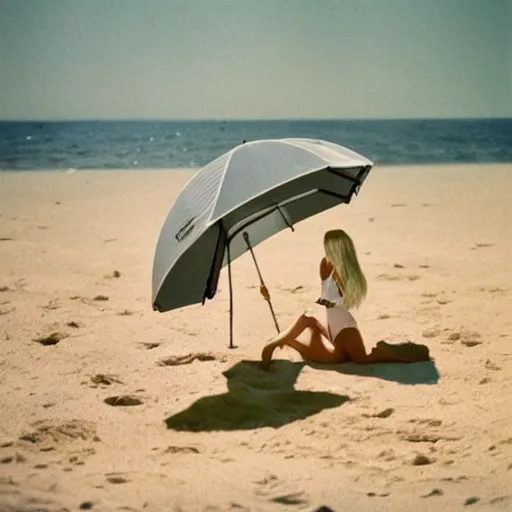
[
  {"left": 226, "top": 238, "right": 236, "bottom": 349},
  {"left": 242, "top": 232, "right": 280, "bottom": 333}
]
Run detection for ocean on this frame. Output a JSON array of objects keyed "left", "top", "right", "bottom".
[{"left": 0, "top": 118, "right": 511, "bottom": 171}]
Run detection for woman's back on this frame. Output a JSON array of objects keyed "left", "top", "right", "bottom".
[{"left": 318, "top": 257, "right": 344, "bottom": 308}]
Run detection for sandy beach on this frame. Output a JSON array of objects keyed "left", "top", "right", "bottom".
[{"left": 0, "top": 164, "right": 511, "bottom": 512}]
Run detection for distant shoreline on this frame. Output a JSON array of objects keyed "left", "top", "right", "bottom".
[
  {"left": 2, "top": 116, "right": 512, "bottom": 123},
  {"left": 2, "top": 119, "right": 511, "bottom": 170}
]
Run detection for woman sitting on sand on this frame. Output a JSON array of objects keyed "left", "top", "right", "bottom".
[{"left": 261, "top": 229, "right": 430, "bottom": 370}]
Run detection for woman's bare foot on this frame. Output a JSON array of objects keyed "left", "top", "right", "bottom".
[{"left": 261, "top": 340, "right": 285, "bottom": 371}]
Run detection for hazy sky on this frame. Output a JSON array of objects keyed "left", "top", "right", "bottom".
[{"left": 1, "top": 0, "right": 511, "bottom": 120}]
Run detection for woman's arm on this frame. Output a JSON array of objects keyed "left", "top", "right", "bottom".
[{"left": 319, "top": 257, "right": 332, "bottom": 280}]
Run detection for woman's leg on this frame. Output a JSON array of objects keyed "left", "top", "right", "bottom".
[
  {"left": 261, "top": 314, "right": 338, "bottom": 369},
  {"left": 332, "top": 328, "right": 430, "bottom": 364},
  {"left": 261, "top": 318, "right": 430, "bottom": 369},
  {"left": 284, "top": 330, "right": 340, "bottom": 364}
]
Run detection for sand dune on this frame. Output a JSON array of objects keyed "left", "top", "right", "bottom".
[{"left": 0, "top": 164, "right": 511, "bottom": 511}]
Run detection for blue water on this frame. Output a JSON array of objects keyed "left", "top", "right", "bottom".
[{"left": 0, "top": 118, "right": 511, "bottom": 171}]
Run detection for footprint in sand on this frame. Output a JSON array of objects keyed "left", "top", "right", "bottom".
[
  {"left": 484, "top": 359, "right": 502, "bottom": 371},
  {"left": 367, "top": 492, "right": 390, "bottom": 498},
  {"left": 401, "top": 432, "right": 460, "bottom": 443},
  {"left": 117, "top": 309, "right": 134, "bottom": 316},
  {"left": 421, "top": 488, "right": 443, "bottom": 498},
  {"left": 255, "top": 473, "right": 279, "bottom": 486},
  {"left": 378, "top": 273, "right": 420, "bottom": 282},
  {"left": 458, "top": 330, "right": 482, "bottom": 347},
  {"left": 377, "top": 449, "right": 396, "bottom": 462},
  {"left": 489, "top": 496, "right": 511, "bottom": 506},
  {"left": 391, "top": 204, "right": 407, "bottom": 207},
  {"left": 0, "top": 285, "right": 10, "bottom": 292},
  {"left": 271, "top": 493, "right": 309, "bottom": 506},
  {"left": 439, "top": 329, "right": 482, "bottom": 347},
  {"left": 373, "top": 408, "right": 395, "bottom": 419},
  {"left": 139, "top": 341, "right": 160, "bottom": 350},
  {"left": 377, "top": 274, "right": 400, "bottom": 281},
  {"left": 104, "top": 395, "right": 143, "bottom": 407},
  {"left": 163, "top": 445, "right": 201, "bottom": 454},
  {"left": 0, "top": 237, "right": 14, "bottom": 241},
  {"left": 70, "top": 294, "right": 110, "bottom": 306},
  {"left": 158, "top": 352, "right": 219, "bottom": 366},
  {"left": 18, "top": 420, "right": 97, "bottom": 448},
  {"left": 471, "top": 242, "right": 494, "bottom": 250},
  {"left": 461, "top": 339, "right": 482, "bottom": 347},
  {"left": 409, "top": 418, "right": 442, "bottom": 427},
  {"left": 411, "top": 454, "right": 435, "bottom": 466},
  {"left": 279, "top": 285, "right": 305, "bottom": 294},
  {"left": 0, "top": 305, "right": 15, "bottom": 316},
  {"left": 169, "top": 325, "right": 198, "bottom": 337},
  {"left": 255, "top": 474, "right": 309, "bottom": 506},
  {"left": 106, "top": 473, "right": 129, "bottom": 484},
  {"left": 422, "top": 327, "right": 443, "bottom": 338},
  {"left": 33, "top": 331, "right": 69, "bottom": 346},
  {"left": 39, "top": 299, "right": 61, "bottom": 311},
  {"left": 479, "top": 286, "right": 507, "bottom": 294},
  {"left": 362, "top": 408, "right": 394, "bottom": 419},
  {"left": 90, "top": 374, "right": 124, "bottom": 386}
]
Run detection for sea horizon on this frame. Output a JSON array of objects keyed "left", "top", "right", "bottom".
[{"left": 1, "top": 117, "right": 511, "bottom": 171}]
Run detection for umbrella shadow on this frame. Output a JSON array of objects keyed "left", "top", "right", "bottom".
[
  {"left": 164, "top": 360, "right": 349, "bottom": 432},
  {"left": 308, "top": 360, "right": 440, "bottom": 385}
]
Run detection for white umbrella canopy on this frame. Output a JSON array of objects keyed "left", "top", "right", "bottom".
[{"left": 152, "top": 138, "right": 373, "bottom": 347}]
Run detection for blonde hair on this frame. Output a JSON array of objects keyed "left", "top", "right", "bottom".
[{"left": 323, "top": 229, "right": 367, "bottom": 309}]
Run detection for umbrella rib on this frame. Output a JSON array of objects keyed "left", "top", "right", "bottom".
[
  {"left": 326, "top": 166, "right": 365, "bottom": 184},
  {"left": 208, "top": 147, "right": 237, "bottom": 227},
  {"left": 276, "top": 204, "right": 294, "bottom": 232},
  {"left": 226, "top": 189, "right": 348, "bottom": 243}
]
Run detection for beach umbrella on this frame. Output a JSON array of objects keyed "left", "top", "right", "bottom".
[{"left": 152, "top": 138, "right": 373, "bottom": 348}]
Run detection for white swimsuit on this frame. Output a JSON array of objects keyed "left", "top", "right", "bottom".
[{"left": 320, "top": 270, "right": 358, "bottom": 341}]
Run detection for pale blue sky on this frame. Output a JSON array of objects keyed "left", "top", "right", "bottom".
[{"left": 0, "top": 0, "right": 510, "bottom": 120}]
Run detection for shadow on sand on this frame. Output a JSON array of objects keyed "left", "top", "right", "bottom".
[
  {"left": 308, "top": 359, "right": 440, "bottom": 385},
  {"left": 165, "top": 360, "right": 348, "bottom": 432},
  {"left": 164, "top": 358, "right": 439, "bottom": 432}
]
